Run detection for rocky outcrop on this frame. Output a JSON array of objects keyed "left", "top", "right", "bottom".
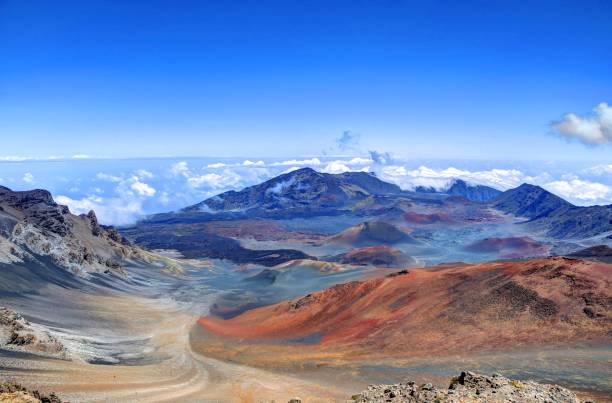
[
  {"left": 0, "top": 185, "right": 147, "bottom": 275},
  {"left": 0, "top": 307, "right": 68, "bottom": 359},
  {"left": 0, "top": 381, "right": 62, "bottom": 403},
  {"left": 353, "top": 371, "right": 587, "bottom": 403}
]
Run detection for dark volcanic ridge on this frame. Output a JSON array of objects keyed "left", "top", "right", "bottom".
[
  {"left": 415, "top": 179, "right": 502, "bottom": 202},
  {"left": 186, "top": 167, "right": 405, "bottom": 214},
  {"left": 492, "top": 183, "right": 612, "bottom": 239}
]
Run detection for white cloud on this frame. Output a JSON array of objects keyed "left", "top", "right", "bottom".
[
  {"left": 55, "top": 195, "right": 144, "bottom": 226},
  {"left": 1, "top": 156, "right": 32, "bottom": 162},
  {"left": 242, "top": 160, "right": 265, "bottom": 167},
  {"left": 135, "top": 169, "right": 154, "bottom": 179},
  {"left": 130, "top": 179, "right": 156, "bottom": 197},
  {"left": 22, "top": 173, "right": 34, "bottom": 183},
  {"left": 551, "top": 102, "right": 612, "bottom": 145},
  {"left": 544, "top": 179, "right": 611, "bottom": 204},
  {"left": 71, "top": 154, "right": 91, "bottom": 159},
  {"left": 379, "top": 165, "right": 536, "bottom": 191},
  {"left": 96, "top": 172, "right": 122, "bottom": 182},
  {"left": 271, "top": 158, "right": 322, "bottom": 166},
  {"left": 585, "top": 164, "right": 612, "bottom": 176},
  {"left": 170, "top": 161, "right": 189, "bottom": 176},
  {"left": 187, "top": 173, "right": 225, "bottom": 189},
  {"left": 322, "top": 161, "right": 370, "bottom": 174},
  {"left": 322, "top": 161, "right": 352, "bottom": 174},
  {"left": 346, "top": 157, "right": 372, "bottom": 165},
  {"left": 369, "top": 150, "right": 393, "bottom": 165},
  {"left": 207, "top": 162, "right": 228, "bottom": 168}
]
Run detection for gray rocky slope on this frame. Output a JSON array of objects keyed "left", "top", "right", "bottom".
[
  {"left": 0, "top": 185, "right": 153, "bottom": 276},
  {"left": 354, "top": 371, "right": 591, "bottom": 403}
]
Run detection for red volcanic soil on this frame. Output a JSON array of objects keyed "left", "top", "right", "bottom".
[
  {"left": 197, "top": 257, "right": 612, "bottom": 366},
  {"left": 337, "top": 245, "right": 416, "bottom": 268},
  {"left": 328, "top": 221, "right": 417, "bottom": 246},
  {"left": 465, "top": 236, "right": 549, "bottom": 258},
  {"left": 403, "top": 211, "right": 452, "bottom": 224}
]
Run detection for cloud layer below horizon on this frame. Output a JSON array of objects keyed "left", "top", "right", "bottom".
[{"left": 1, "top": 157, "right": 610, "bottom": 225}]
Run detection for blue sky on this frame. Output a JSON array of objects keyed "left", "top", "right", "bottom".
[
  {"left": 1, "top": 1, "right": 611, "bottom": 223},
  {"left": 1, "top": 0, "right": 611, "bottom": 160}
]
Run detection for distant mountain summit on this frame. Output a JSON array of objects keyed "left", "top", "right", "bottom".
[
  {"left": 415, "top": 179, "right": 501, "bottom": 202},
  {"left": 492, "top": 183, "right": 572, "bottom": 219},
  {"left": 492, "top": 183, "right": 612, "bottom": 239},
  {"left": 185, "top": 167, "right": 404, "bottom": 213}
]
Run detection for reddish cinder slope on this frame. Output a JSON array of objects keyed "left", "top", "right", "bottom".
[
  {"left": 337, "top": 245, "right": 416, "bottom": 267},
  {"left": 403, "top": 211, "right": 453, "bottom": 224},
  {"left": 464, "top": 236, "right": 549, "bottom": 258},
  {"left": 197, "top": 257, "right": 611, "bottom": 364}
]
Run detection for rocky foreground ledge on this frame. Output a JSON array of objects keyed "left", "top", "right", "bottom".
[
  {"left": 353, "top": 371, "right": 592, "bottom": 403},
  {"left": 0, "top": 382, "right": 62, "bottom": 403}
]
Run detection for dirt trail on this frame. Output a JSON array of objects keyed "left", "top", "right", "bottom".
[{"left": 0, "top": 293, "right": 345, "bottom": 402}]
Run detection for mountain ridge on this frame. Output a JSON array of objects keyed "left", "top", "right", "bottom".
[
  {"left": 184, "top": 167, "right": 405, "bottom": 213},
  {"left": 492, "top": 183, "right": 612, "bottom": 239},
  {"left": 415, "top": 179, "right": 502, "bottom": 202}
]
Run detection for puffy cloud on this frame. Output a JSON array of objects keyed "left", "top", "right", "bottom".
[
  {"left": 207, "top": 162, "right": 228, "bottom": 168},
  {"left": 96, "top": 172, "right": 122, "bottom": 182},
  {"left": 242, "top": 160, "right": 265, "bottom": 167},
  {"left": 130, "top": 179, "right": 156, "bottom": 197},
  {"left": 322, "top": 161, "right": 370, "bottom": 174},
  {"left": 322, "top": 161, "right": 351, "bottom": 174},
  {"left": 369, "top": 150, "right": 393, "bottom": 165},
  {"left": 585, "top": 164, "right": 612, "bottom": 176},
  {"left": 135, "top": 169, "right": 154, "bottom": 179},
  {"left": 170, "top": 161, "right": 189, "bottom": 176},
  {"left": 379, "top": 165, "right": 537, "bottom": 191},
  {"left": 544, "top": 179, "right": 611, "bottom": 204},
  {"left": 346, "top": 157, "right": 372, "bottom": 165},
  {"left": 551, "top": 102, "right": 612, "bottom": 145},
  {"left": 55, "top": 194, "right": 144, "bottom": 226},
  {"left": 271, "top": 158, "right": 322, "bottom": 166},
  {"left": 22, "top": 173, "right": 34, "bottom": 183},
  {"left": 187, "top": 173, "right": 225, "bottom": 189}
]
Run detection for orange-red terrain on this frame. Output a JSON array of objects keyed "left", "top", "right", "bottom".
[
  {"left": 337, "top": 245, "right": 416, "bottom": 267},
  {"left": 196, "top": 257, "right": 612, "bottom": 368},
  {"left": 464, "top": 236, "right": 550, "bottom": 258}
]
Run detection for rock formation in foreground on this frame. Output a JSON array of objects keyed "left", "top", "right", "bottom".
[
  {"left": 0, "top": 381, "right": 62, "bottom": 403},
  {"left": 0, "top": 185, "right": 160, "bottom": 276},
  {"left": 354, "top": 371, "right": 589, "bottom": 403},
  {"left": 0, "top": 307, "right": 68, "bottom": 359}
]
